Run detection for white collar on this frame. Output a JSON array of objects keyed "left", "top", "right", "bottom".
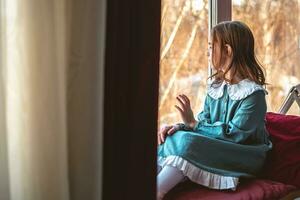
[{"left": 207, "top": 79, "right": 268, "bottom": 100}]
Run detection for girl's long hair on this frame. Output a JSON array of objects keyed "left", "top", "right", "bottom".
[{"left": 210, "top": 21, "right": 266, "bottom": 85}]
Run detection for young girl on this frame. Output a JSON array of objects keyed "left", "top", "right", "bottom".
[{"left": 157, "top": 21, "right": 272, "bottom": 200}]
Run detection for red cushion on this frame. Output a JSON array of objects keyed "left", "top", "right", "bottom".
[
  {"left": 262, "top": 112, "right": 300, "bottom": 188},
  {"left": 164, "top": 179, "right": 296, "bottom": 200}
]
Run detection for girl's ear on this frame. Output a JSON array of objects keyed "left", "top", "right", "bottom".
[{"left": 225, "top": 44, "right": 232, "bottom": 57}]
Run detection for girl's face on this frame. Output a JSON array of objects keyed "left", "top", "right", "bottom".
[
  {"left": 208, "top": 39, "right": 222, "bottom": 70},
  {"left": 208, "top": 35, "right": 232, "bottom": 72}
]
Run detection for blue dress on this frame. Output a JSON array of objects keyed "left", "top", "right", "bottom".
[{"left": 158, "top": 79, "right": 272, "bottom": 189}]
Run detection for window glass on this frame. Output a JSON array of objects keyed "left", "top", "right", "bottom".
[{"left": 159, "top": 0, "right": 209, "bottom": 126}]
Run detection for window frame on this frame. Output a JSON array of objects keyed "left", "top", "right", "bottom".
[{"left": 208, "top": 0, "right": 231, "bottom": 77}]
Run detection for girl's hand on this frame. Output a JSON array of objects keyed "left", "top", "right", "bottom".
[
  {"left": 157, "top": 124, "right": 180, "bottom": 145},
  {"left": 174, "top": 94, "right": 197, "bottom": 129}
]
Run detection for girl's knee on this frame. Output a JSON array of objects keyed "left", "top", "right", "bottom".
[{"left": 157, "top": 165, "right": 185, "bottom": 199}]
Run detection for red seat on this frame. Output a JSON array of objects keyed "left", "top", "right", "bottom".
[{"left": 164, "top": 179, "right": 296, "bottom": 200}]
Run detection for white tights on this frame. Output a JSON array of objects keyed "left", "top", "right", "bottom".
[{"left": 157, "top": 165, "right": 186, "bottom": 200}]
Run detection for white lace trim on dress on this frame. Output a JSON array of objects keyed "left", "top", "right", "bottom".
[{"left": 158, "top": 156, "right": 239, "bottom": 190}]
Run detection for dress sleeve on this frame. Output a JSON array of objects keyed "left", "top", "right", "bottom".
[
  {"left": 193, "top": 90, "right": 267, "bottom": 143},
  {"left": 195, "top": 95, "right": 211, "bottom": 123}
]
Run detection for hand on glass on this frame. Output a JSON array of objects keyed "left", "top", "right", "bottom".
[{"left": 174, "top": 94, "right": 197, "bottom": 129}]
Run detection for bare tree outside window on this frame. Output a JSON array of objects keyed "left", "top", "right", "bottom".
[{"left": 159, "top": 0, "right": 209, "bottom": 126}]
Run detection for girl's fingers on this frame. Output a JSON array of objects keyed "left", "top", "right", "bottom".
[
  {"left": 160, "top": 131, "right": 165, "bottom": 143},
  {"left": 160, "top": 126, "right": 171, "bottom": 143},
  {"left": 174, "top": 105, "right": 184, "bottom": 114},
  {"left": 159, "top": 123, "right": 167, "bottom": 131},
  {"left": 161, "top": 126, "right": 170, "bottom": 136},
  {"left": 158, "top": 124, "right": 180, "bottom": 145},
  {"left": 176, "top": 96, "right": 186, "bottom": 110},
  {"left": 157, "top": 129, "right": 161, "bottom": 145},
  {"left": 167, "top": 126, "right": 176, "bottom": 135},
  {"left": 158, "top": 126, "right": 167, "bottom": 145},
  {"left": 180, "top": 94, "right": 190, "bottom": 105},
  {"left": 180, "top": 94, "right": 189, "bottom": 104},
  {"left": 157, "top": 134, "right": 161, "bottom": 145}
]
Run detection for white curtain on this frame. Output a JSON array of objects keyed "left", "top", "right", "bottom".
[{"left": 0, "top": 0, "right": 105, "bottom": 199}]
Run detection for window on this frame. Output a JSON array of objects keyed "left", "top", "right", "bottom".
[
  {"left": 158, "top": 0, "right": 232, "bottom": 126},
  {"left": 159, "top": 0, "right": 209, "bottom": 125}
]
